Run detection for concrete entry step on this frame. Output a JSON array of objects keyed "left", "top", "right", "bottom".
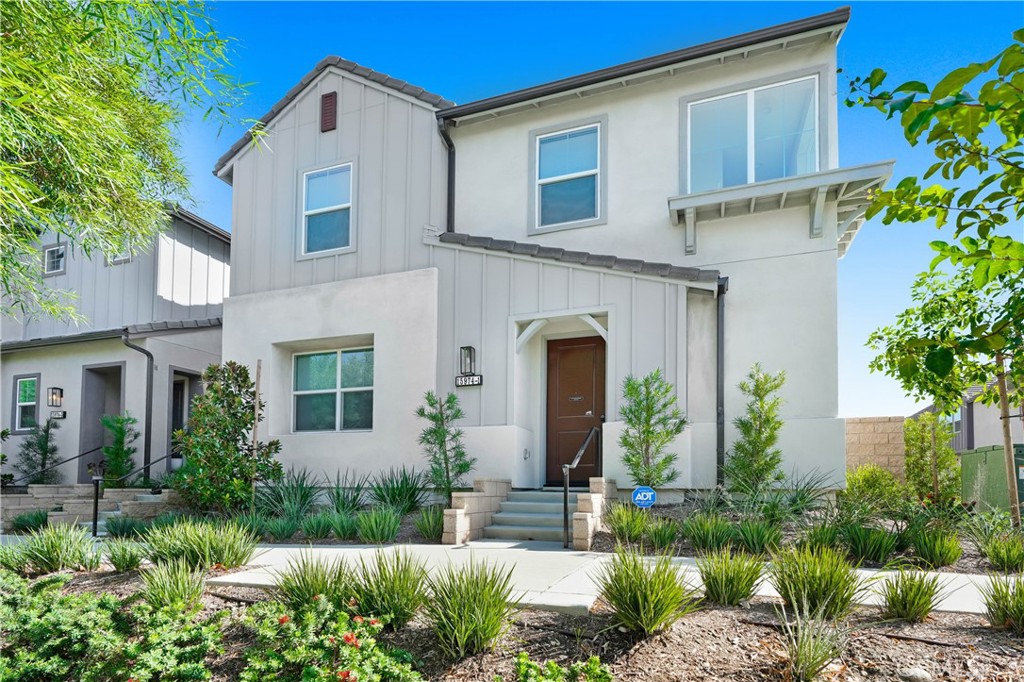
[
  {"left": 491, "top": 512, "right": 567, "bottom": 527},
  {"left": 483, "top": 524, "right": 565, "bottom": 542},
  {"left": 499, "top": 501, "right": 577, "bottom": 515},
  {"left": 62, "top": 500, "right": 119, "bottom": 514},
  {"left": 506, "top": 490, "right": 578, "bottom": 503}
]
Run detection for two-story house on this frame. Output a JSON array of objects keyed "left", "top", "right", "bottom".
[
  {"left": 214, "top": 8, "right": 892, "bottom": 499},
  {"left": 1, "top": 208, "right": 230, "bottom": 484}
]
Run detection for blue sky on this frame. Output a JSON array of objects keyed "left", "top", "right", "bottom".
[{"left": 180, "top": 1, "right": 1023, "bottom": 418}]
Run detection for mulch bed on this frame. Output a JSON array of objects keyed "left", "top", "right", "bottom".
[
  {"left": 592, "top": 504, "right": 998, "bottom": 575},
  {"left": 57, "top": 568, "right": 1024, "bottom": 681}
]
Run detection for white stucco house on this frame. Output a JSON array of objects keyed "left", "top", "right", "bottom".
[
  {"left": 213, "top": 7, "right": 892, "bottom": 505},
  {"left": 1, "top": 208, "right": 230, "bottom": 485}
]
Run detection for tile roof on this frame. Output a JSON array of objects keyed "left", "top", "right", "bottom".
[
  {"left": 1, "top": 318, "right": 223, "bottom": 352},
  {"left": 437, "top": 232, "right": 719, "bottom": 283}
]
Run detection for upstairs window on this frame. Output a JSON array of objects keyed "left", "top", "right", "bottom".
[
  {"left": 536, "top": 124, "right": 600, "bottom": 228},
  {"left": 43, "top": 245, "right": 66, "bottom": 276},
  {"left": 14, "top": 376, "right": 38, "bottom": 432},
  {"left": 688, "top": 76, "right": 818, "bottom": 193},
  {"left": 302, "top": 163, "right": 352, "bottom": 254},
  {"left": 293, "top": 348, "right": 373, "bottom": 432}
]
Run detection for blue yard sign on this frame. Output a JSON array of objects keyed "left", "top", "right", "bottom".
[{"left": 631, "top": 486, "right": 656, "bottom": 508}]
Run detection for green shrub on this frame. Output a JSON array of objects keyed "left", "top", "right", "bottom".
[
  {"left": 778, "top": 604, "right": 848, "bottom": 682},
  {"left": 418, "top": 391, "right": 476, "bottom": 506},
  {"left": 880, "top": 570, "right": 944, "bottom": 623},
  {"left": 353, "top": 549, "right": 428, "bottom": 629},
  {"left": 105, "top": 538, "right": 144, "bottom": 572},
  {"left": 425, "top": 559, "right": 518, "bottom": 659},
  {"left": 904, "top": 411, "right": 960, "bottom": 502},
  {"left": 843, "top": 525, "right": 897, "bottom": 564},
  {"left": 140, "top": 559, "right": 207, "bottom": 611},
  {"left": 145, "top": 518, "right": 257, "bottom": 568},
  {"left": 696, "top": 547, "right": 763, "bottom": 606},
  {"left": 265, "top": 516, "right": 299, "bottom": 542},
  {"left": 414, "top": 505, "right": 444, "bottom": 542},
  {"left": 961, "top": 510, "right": 1012, "bottom": 551},
  {"left": 784, "top": 469, "right": 833, "bottom": 515},
  {"left": 233, "top": 511, "right": 268, "bottom": 539},
  {"left": 149, "top": 510, "right": 187, "bottom": 529},
  {"left": 839, "top": 465, "right": 905, "bottom": 518},
  {"left": 595, "top": 546, "right": 700, "bottom": 635},
  {"left": 240, "top": 599, "right": 419, "bottom": 682},
  {"left": 913, "top": 528, "right": 963, "bottom": 568},
  {"left": 301, "top": 512, "right": 334, "bottom": 541},
  {"left": 356, "top": 507, "right": 402, "bottom": 544},
  {"left": 511, "top": 651, "right": 613, "bottom": 682},
  {"left": 722, "top": 364, "right": 786, "bottom": 495},
  {"left": 768, "top": 546, "right": 864, "bottom": 620},
  {"left": 327, "top": 470, "right": 368, "bottom": 516},
  {"left": 798, "top": 522, "right": 842, "bottom": 552},
  {"left": 104, "top": 516, "right": 149, "bottom": 538},
  {"left": 735, "top": 519, "right": 782, "bottom": 555},
  {"left": 0, "top": 544, "right": 28, "bottom": 574},
  {"left": 20, "top": 524, "right": 95, "bottom": 574},
  {"left": 605, "top": 504, "right": 650, "bottom": 544},
  {"left": 12, "top": 418, "right": 61, "bottom": 485},
  {"left": 618, "top": 369, "right": 686, "bottom": 487},
  {"left": 681, "top": 513, "right": 734, "bottom": 552},
  {"left": 981, "top": 575, "right": 1024, "bottom": 635},
  {"left": 646, "top": 518, "right": 679, "bottom": 551},
  {"left": 256, "top": 467, "right": 322, "bottom": 520},
  {"left": 274, "top": 551, "right": 354, "bottom": 613},
  {"left": 984, "top": 534, "right": 1024, "bottom": 573},
  {"left": 10, "top": 509, "right": 48, "bottom": 533},
  {"left": 368, "top": 466, "right": 428, "bottom": 516},
  {"left": 171, "top": 361, "right": 283, "bottom": 515},
  {"left": 0, "top": 571, "right": 223, "bottom": 682},
  {"left": 100, "top": 412, "right": 139, "bottom": 488},
  {"left": 328, "top": 511, "right": 358, "bottom": 540}
]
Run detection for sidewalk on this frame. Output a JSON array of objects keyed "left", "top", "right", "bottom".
[{"left": 208, "top": 540, "right": 995, "bottom": 616}]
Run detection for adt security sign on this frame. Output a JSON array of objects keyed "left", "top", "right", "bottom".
[{"left": 632, "top": 486, "right": 656, "bottom": 508}]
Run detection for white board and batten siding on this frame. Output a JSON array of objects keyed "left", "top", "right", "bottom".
[{"left": 226, "top": 68, "right": 448, "bottom": 298}]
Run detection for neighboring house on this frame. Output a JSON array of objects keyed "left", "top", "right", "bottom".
[
  {"left": 1, "top": 208, "right": 230, "bottom": 484},
  {"left": 214, "top": 7, "right": 892, "bottom": 490},
  {"left": 913, "top": 387, "right": 1024, "bottom": 453}
]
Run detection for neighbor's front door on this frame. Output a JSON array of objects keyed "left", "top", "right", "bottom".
[{"left": 546, "top": 337, "right": 605, "bottom": 486}]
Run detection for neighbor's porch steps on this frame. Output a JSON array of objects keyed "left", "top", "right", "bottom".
[
  {"left": 483, "top": 489, "right": 581, "bottom": 542},
  {"left": 0, "top": 484, "right": 180, "bottom": 534}
]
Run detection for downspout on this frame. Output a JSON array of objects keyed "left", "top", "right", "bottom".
[
  {"left": 437, "top": 119, "right": 455, "bottom": 232},
  {"left": 122, "top": 329, "right": 154, "bottom": 481},
  {"left": 715, "top": 277, "right": 729, "bottom": 487}
]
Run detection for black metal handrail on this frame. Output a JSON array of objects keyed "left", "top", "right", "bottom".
[
  {"left": 563, "top": 426, "right": 600, "bottom": 549},
  {"left": 91, "top": 452, "right": 175, "bottom": 536},
  {"left": 4, "top": 446, "right": 104, "bottom": 488}
]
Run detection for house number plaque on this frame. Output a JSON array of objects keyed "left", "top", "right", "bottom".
[{"left": 455, "top": 374, "right": 483, "bottom": 387}]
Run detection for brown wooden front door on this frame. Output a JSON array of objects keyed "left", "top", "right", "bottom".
[{"left": 546, "top": 337, "right": 605, "bottom": 486}]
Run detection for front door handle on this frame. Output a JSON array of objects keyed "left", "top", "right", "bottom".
[{"left": 585, "top": 410, "right": 593, "bottom": 416}]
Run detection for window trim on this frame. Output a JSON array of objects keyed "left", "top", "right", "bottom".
[
  {"left": 107, "top": 251, "right": 131, "bottom": 266},
  {"left": 291, "top": 347, "right": 374, "bottom": 433},
  {"left": 11, "top": 373, "right": 40, "bottom": 435},
  {"left": 299, "top": 161, "right": 356, "bottom": 258},
  {"left": 527, "top": 115, "right": 608, "bottom": 235},
  {"left": 679, "top": 66, "right": 830, "bottom": 196},
  {"left": 42, "top": 244, "right": 67, "bottom": 277}
]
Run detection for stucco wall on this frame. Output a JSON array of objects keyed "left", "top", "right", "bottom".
[
  {"left": 972, "top": 401, "right": 1024, "bottom": 450},
  {"left": 845, "top": 416, "right": 905, "bottom": 480}
]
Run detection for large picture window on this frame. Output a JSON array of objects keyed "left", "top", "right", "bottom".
[
  {"left": 688, "top": 76, "right": 818, "bottom": 193},
  {"left": 302, "top": 163, "right": 353, "bottom": 254},
  {"left": 14, "top": 376, "right": 38, "bottom": 432},
  {"left": 536, "top": 124, "right": 600, "bottom": 228},
  {"left": 293, "top": 348, "right": 373, "bottom": 432}
]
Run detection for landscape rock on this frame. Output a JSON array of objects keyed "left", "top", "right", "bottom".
[{"left": 897, "top": 667, "right": 932, "bottom": 682}]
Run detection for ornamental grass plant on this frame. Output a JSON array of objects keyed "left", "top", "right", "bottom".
[
  {"left": 681, "top": 513, "right": 734, "bottom": 552},
  {"left": 274, "top": 551, "right": 354, "bottom": 613},
  {"left": 425, "top": 559, "right": 518, "bottom": 659},
  {"left": 105, "top": 538, "right": 145, "bottom": 572},
  {"left": 696, "top": 547, "right": 764, "bottom": 606},
  {"left": 356, "top": 507, "right": 402, "bottom": 544},
  {"left": 605, "top": 503, "right": 649, "bottom": 545},
  {"left": 767, "top": 546, "right": 865, "bottom": 621},
  {"left": 912, "top": 528, "right": 963, "bottom": 568},
  {"left": 140, "top": 559, "right": 207, "bottom": 611},
  {"left": 595, "top": 546, "right": 701, "bottom": 635},
  {"left": 414, "top": 505, "right": 444, "bottom": 542},
  {"left": 879, "top": 570, "right": 945, "bottom": 623},
  {"left": 20, "top": 524, "right": 96, "bottom": 574},
  {"left": 981, "top": 575, "right": 1024, "bottom": 635},
  {"left": 145, "top": 518, "right": 257, "bottom": 569},
  {"left": 353, "top": 549, "right": 428, "bottom": 629}
]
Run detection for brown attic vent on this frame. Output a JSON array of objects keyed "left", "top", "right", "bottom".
[{"left": 321, "top": 91, "right": 337, "bottom": 132}]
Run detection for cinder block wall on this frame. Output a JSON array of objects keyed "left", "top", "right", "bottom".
[{"left": 845, "top": 417, "right": 906, "bottom": 480}]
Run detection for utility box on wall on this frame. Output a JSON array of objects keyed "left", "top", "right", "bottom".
[{"left": 961, "top": 444, "right": 1024, "bottom": 512}]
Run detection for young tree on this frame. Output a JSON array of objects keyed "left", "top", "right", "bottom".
[
  {"left": 416, "top": 391, "right": 475, "bottom": 507},
  {"left": 618, "top": 369, "right": 687, "bottom": 488},
  {"left": 903, "top": 411, "right": 960, "bottom": 503},
  {"left": 14, "top": 419, "right": 61, "bottom": 485},
  {"left": 171, "top": 362, "right": 282, "bottom": 515},
  {"left": 848, "top": 29, "right": 1024, "bottom": 525},
  {"left": 723, "top": 364, "right": 786, "bottom": 495},
  {"left": 100, "top": 413, "right": 139, "bottom": 488},
  {"left": 1, "top": 1, "right": 253, "bottom": 320}
]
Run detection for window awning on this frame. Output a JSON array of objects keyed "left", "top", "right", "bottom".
[{"left": 667, "top": 160, "right": 894, "bottom": 259}]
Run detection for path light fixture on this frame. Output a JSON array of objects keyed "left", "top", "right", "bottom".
[
  {"left": 460, "top": 346, "right": 476, "bottom": 376},
  {"left": 47, "top": 386, "right": 63, "bottom": 408}
]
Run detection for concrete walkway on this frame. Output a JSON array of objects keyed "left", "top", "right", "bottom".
[{"left": 208, "top": 540, "right": 996, "bottom": 617}]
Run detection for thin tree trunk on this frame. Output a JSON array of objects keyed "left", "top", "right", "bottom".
[
  {"left": 996, "top": 353, "right": 1021, "bottom": 528},
  {"left": 930, "top": 408, "right": 940, "bottom": 499},
  {"left": 251, "top": 359, "right": 262, "bottom": 512}
]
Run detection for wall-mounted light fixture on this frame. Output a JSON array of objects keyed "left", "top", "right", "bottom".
[
  {"left": 459, "top": 346, "right": 476, "bottom": 376},
  {"left": 47, "top": 387, "right": 63, "bottom": 408}
]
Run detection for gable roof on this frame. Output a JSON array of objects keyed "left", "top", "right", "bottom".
[
  {"left": 170, "top": 205, "right": 230, "bottom": 245},
  {"left": 438, "top": 7, "right": 850, "bottom": 121},
  {"left": 437, "top": 232, "right": 719, "bottom": 284},
  {"left": 214, "top": 56, "right": 455, "bottom": 177}
]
